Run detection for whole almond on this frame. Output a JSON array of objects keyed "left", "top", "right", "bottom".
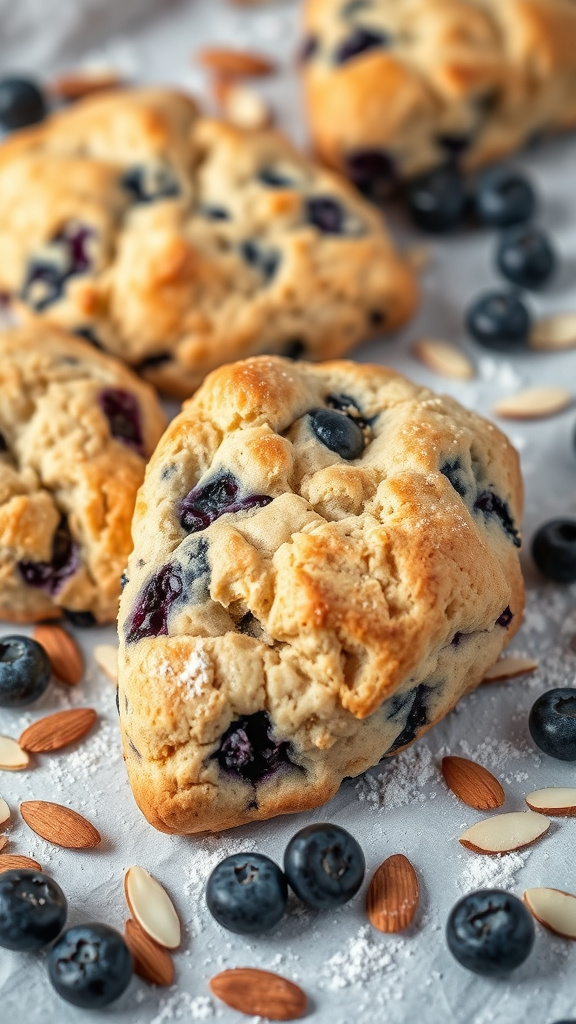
[
  {"left": 33, "top": 625, "right": 83, "bottom": 686},
  {"left": 0, "top": 855, "right": 42, "bottom": 873},
  {"left": 367, "top": 853, "right": 419, "bottom": 933},
  {"left": 125, "top": 918, "right": 174, "bottom": 987},
  {"left": 210, "top": 968, "right": 307, "bottom": 1020},
  {"left": 20, "top": 800, "right": 101, "bottom": 849},
  {"left": 197, "top": 47, "right": 275, "bottom": 77},
  {"left": 442, "top": 756, "right": 505, "bottom": 810},
  {"left": 19, "top": 709, "right": 97, "bottom": 753},
  {"left": 49, "top": 70, "right": 124, "bottom": 101}
]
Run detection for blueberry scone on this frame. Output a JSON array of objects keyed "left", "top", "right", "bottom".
[
  {"left": 302, "top": 0, "right": 576, "bottom": 195},
  {"left": 118, "top": 356, "right": 524, "bottom": 834},
  {"left": 0, "top": 325, "right": 166, "bottom": 625},
  {"left": 0, "top": 87, "right": 417, "bottom": 398}
]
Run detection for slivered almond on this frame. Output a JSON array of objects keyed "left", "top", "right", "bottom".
[
  {"left": 19, "top": 708, "right": 96, "bottom": 753},
  {"left": 492, "top": 387, "right": 571, "bottom": 420},
  {"left": 20, "top": 800, "right": 100, "bottom": 849},
  {"left": 0, "top": 797, "right": 9, "bottom": 827},
  {"left": 530, "top": 312, "right": 576, "bottom": 351},
  {"left": 459, "top": 811, "right": 550, "bottom": 854},
  {"left": 197, "top": 47, "right": 275, "bottom": 77},
  {"left": 125, "top": 918, "right": 174, "bottom": 987},
  {"left": 215, "top": 79, "right": 272, "bottom": 129},
  {"left": 210, "top": 968, "right": 307, "bottom": 1021},
  {"left": 0, "top": 855, "right": 42, "bottom": 873},
  {"left": 94, "top": 644, "right": 118, "bottom": 684},
  {"left": 413, "top": 339, "right": 475, "bottom": 381},
  {"left": 523, "top": 887, "right": 576, "bottom": 940},
  {"left": 525, "top": 787, "right": 576, "bottom": 816},
  {"left": 442, "top": 756, "right": 505, "bottom": 810},
  {"left": 125, "top": 866, "right": 180, "bottom": 949},
  {"left": 482, "top": 655, "right": 538, "bottom": 683},
  {"left": 0, "top": 836, "right": 7, "bottom": 853},
  {"left": 33, "top": 624, "right": 83, "bottom": 685},
  {"left": 367, "top": 853, "right": 419, "bottom": 933},
  {"left": 0, "top": 736, "right": 29, "bottom": 771},
  {"left": 49, "top": 70, "right": 124, "bottom": 101}
]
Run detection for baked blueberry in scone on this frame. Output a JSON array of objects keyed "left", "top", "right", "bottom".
[
  {"left": 0, "top": 87, "right": 417, "bottom": 398},
  {"left": 0, "top": 325, "right": 166, "bottom": 624},
  {"left": 301, "top": 0, "right": 576, "bottom": 193},
  {"left": 117, "top": 356, "right": 524, "bottom": 834}
]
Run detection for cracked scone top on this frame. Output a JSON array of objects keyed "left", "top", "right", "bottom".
[
  {"left": 118, "top": 356, "right": 524, "bottom": 834},
  {"left": 0, "top": 325, "right": 166, "bottom": 625},
  {"left": 0, "top": 87, "right": 416, "bottom": 397}
]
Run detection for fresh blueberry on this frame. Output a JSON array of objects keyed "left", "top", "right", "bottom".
[
  {"left": 446, "top": 889, "right": 535, "bottom": 976},
  {"left": 99, "top": 388, "right": 144, "bottom": 457},
  {"left": 475, "top": 168, "right": 536, "bottom": 228},
  {"left": 0, "top": 870, "right": 67, "bottom": 951},
  {"left": 284, "top": 823, "right": 365, "bottom": 911},
  {"left": 240, "top": 241, "right": 280, "bottom": 283},
  {"left": 466, "top": 290, "right": 531, "bottom": 351},
  {"left": 532, "top": 519, "right": 576, "bottom": 582},
  {"left": 345, "top": 149, "right": 397, "bottom": 200},
  {"left": 335, "top": 27, "right": 389, "bottom": 64},
  {"left": 0, "top": 77, "right": 46, "bottom": 130},
  {"left": 496, "top": 226, "right": 556, "bottom": 289},
  {"left": 179, "top": 470, "right": 272, "bottom": 533},
  {"left": 309, "top": 408, "right": 365, "bottom": 460},
  {"left": 474, "top": 491, "right": 521, "bottom": 547},
  {"left": 18, "top": 516, "right": 79, "bottom": 594},
  {"left": 121, "top": 163, "right": 180, "bottom": 204},
  {"left": 125, "top": 562, "right": 183, "bottom": 643},
  {"left": 0, "top": 635, "right": 51, "bottom": 707},
  {"left": 529, "top": 688, "right": 576, "bottom": 762},
  {"left": 306, "top": 197, "right": 345, "bottom": 234},
  {"left": 213, "top": 711, "right": 296, "bottom": 784},
  {"left": 48, "top": 923, "right": 133, "bottom": 1008},
  {"left": 206, "top": 853, "right": 288, "bottom": 935},
  {"left": 406, "top": 165, "right": 467, "bottom": 233}
]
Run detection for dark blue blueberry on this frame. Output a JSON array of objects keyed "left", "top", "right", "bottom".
[
  {"left": 213, "top": 711, "right": 296, "bottom": 784},
  {"left": 496, "top": 606, "right": 513, "bottom": 628},
  {"left": 206, "top": 853, "right": 288, "bottom": 935},
  {"left": 199, "top": 204, "right": 230, "bottom": 220},
  {"left": 309, "top": 408, "right": 365, "bottom": 460},
  {"left": 73, "top": 326, "right": 103, "bottom": 350},
  {"left": 0, "top": 870, "right": 67, "bottom": 951},
  {"left": 335, "top": 27, "right": 389, "bottom": 64},
  {"left": 299, "top": 35, "right": 319, "bottom": 62},
  {"left": 282, "top": 338, "right": 306, "bottom": 360},
  {"left": 532, "top": 519, "right": 576, "bottom": 583},
  {"left": 474, "top": 491, "right": 521, "bottom": 548},
  {"left": 19, "top": 516, "right": 79, "bottom": 595},
  {"left": 475, "top": 168, "right": 536, "bottom": 228},
  {"left": 99, "top": 388, "right": 144, "bottom": 457},
  {"left": 440, "top": 458, "right": 469, "bottom": 498},
  {"left": 406, "top": 165, "right": 467, "bottom": 233},
  {"left": 0, "top": 635, "right": 51, "bottom": 707},
  {"left": 529, "top": 688, "right": 576, "bottom": 761},
  {"left": 0, "top": 77, "right": 46, "bottom": 130},
  {"left": 0, "top": 432, "right": 6, "bottom": 452},
  {"left": 496, "top": 226, "right": 556, "bottom": 289},
  {"left": 240, "top": 241, "right": 280, "bottom": 283},
  {"left": 466, "top": 290, "right": 531, "bottom": 351},
  {"left": 22, "top": 223, "right": 95, "bottom": 311},
  {"left": 63, "top": 610, "right": 97, "bottom": 628},
  {"left": 446, "top": 889, "right": 535, "bottom": 976},
  {"left": 306, "top": 197, "right": 345, "bottom": 234},
  {"left": 387, "top": 683, "right": 433, "bottom": 752},
  {"left": 121, "top": 163, "right": 180, "bottom": 204},
  {"left": 284, "top": 823, "right": 365, "bottom": 911},
  {"left": 258, "top": 168, "right": 296, "bottom": 188},
  {"left": 179, "top": 470, "right": 272, "bottom": 533},
  {"left": 125, "top": 562, "right": 183, "bottom": 643},
  {"left": 436, "top": 133, "right": 472, "bottom": 159},
  {"left": 48, "top": 923, "right": 133, "bottom": 1009},
  {"left": 345, "top": 149, "right": 397, "bottom": 200}
]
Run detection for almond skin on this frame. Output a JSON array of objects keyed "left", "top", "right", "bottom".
[
  {"left": 442, "top": 755, "right": 505, "bottom": 811},
  {"left": 20, "top": 800, "right": 101, "bottom": 849},
  {"left": 196, "top": 47, "right": 275, "bottom": 77},
  {"left": 210, "top": 968, "right": 307, "bottom": 1020},
  {"left": 367, "top": 853, "right": 419, "bottom": 933},
  {"left": 125, "top": 919, "right": 174, "bottom": 987},
  {"left": 19, "top": 709, "right": 97, "bottom": 753},
  {"left": 33, "top": 625, "right": 83, "bottom": 686},
  {"left": 0, "top": 855, "right": 42, "bottom": 873}
]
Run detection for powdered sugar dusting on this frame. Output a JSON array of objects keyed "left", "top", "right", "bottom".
[
  {"left": 457, "top": 847, "right": 532, "bottom": 894},
  {"left": 356, "top": 744, "right": 438, "bottom": 810},
  {"left": 150, "top": 992, "right": 213, "bottom": 1023},
  {"left": 159, "top": 643, "right": 212, "bottom": 700},
  {"left": 319, "top": 925, "right": 408, "bottom": 995}
]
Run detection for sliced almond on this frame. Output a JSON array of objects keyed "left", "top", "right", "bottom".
[
  {"left": 413, "top": 339, "right": 475, "bottom": 381},
  {"left": 530, "top": 312, "right": 576, "bottom": 351},
  {"left": 492, "top": 387, "right": 572, "bottom": 420},
  {"left": 0, "top": 736, "right": 29, "bottom": 771},
  {"left": 49, "top": 70, "right": 124, "bottom": 101},
  {"left": 524, "top": 887, "right": 576, "bottom": 940},
  {"left": 482, "top": 655, "right": 538, "bottom": 683},
  {"left": 125, "top": 918, "right": 175, "bottom": 987},
  {"left": 0, "top": 797, "right": 9, "bottom": 827},
  {"left": 367, "top": 853, "right": 419, "bottom": 933},
  {"left": 20, "top": 800, "right": 100, "bottom": 849},
  {"left": 33, "top": 624, "right": 83, "bottom": 686},
  {"left": 210, "top": 968, "right": 307, "bottom": 1021},
  {"left": 94, "top": 644, "right": 118, "bottom": 684},
  {"left": 215, "top": 79, "right": 272, "bottom": 130},
  {"left": 197, "top": 47, "right": 275, "bottom": 77},
  {"left": 0, "top": 836, "right": 7, "bottom": 853},
  {"left": 125, "top": 866, "right": 180, "bottom": 949},
  {"left": 459, "top": 811, "right": 550, "bottom": 854},
  {"left": 19, "top": 708, "right": 97, "bottom": 753},
  {"left": 442, "top": 756, "right": 505, "bottom": 810},
  {"left": 0, "top": 854, "right": 42, "bottom": 873},
  {"left": 525, "top": 787, "right": 576, "bottom": 816}
]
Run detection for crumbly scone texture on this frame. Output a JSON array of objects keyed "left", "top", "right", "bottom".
[
  {"left": 0, "top": 325, "right": 166, "bottom": 624},
  {"left": 302, "top": 0, "right": 576, "bottom": 191},
  {"left": 0, "top": 87, "right": 417, "bottom": 398},
  {"left": 117, "top": 356, "right": 524, "bottom": 834}
]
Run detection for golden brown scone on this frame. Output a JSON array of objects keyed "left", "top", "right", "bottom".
[
  {"left": 117, "top": 356, "right": 524, "bottom": 834},
  {"left": 0, "top": 325, "right": 166, "bottom": 625},
  {"left": 0, "top": 87, "right": 417, "bottom": 397},
  {"left": 301, "top": 0, "right": 576, "bottom": 194}
]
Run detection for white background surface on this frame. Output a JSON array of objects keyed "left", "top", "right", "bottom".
[{"left": 1, "top": 2, "right": 576, "bottom": 1022}]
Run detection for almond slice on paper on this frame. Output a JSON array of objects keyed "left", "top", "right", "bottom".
[
  {"left": 19, "top": 709, "right": 97, "bottom": 753},
  {"left": 525, "top": 787, "right": 576, "bottom": 816},
  {"left": 482, "top": 655, "right": 538, "bottom": 683},
  {"left": 197, "top": 47, "right": 275, "bottom": 77},
  {"left": 529, "top": 312, "right": 576, "bottom": 351},
  {"left": 33, "top": 624, "right": 83, "bottom": 685},
  {"left": 0, "top": 797, "right": 9, "bottom": 827},
  {"left": 125, "top": 918, "right": 175, "bottom": 987},
  {"left": 215, "top": 79, "right": 272, "bottom": 130},
  {"left": 524, "top": 888, "right": 576, "bottom": 940},
  {"left": 210, "top": 968, "right": 307, "bottom": 1021},
  {"left": 0, "top": 836, "right": 7, "bottom": 853},
  {"left": 0, "top": 736, "right": 29, "bottom": 771},
  {"left": 459, "top": 811, "right": 550, "bottom": 854},
  {"left": 413, "top": 339, "right": 475, "bottom": 381},
  {"left": 49, "top": 70, "right": 125, "bottom": 101},
  {"left": 492, "top": 387, "right": 572, "bottom": 420},
  {"left": 125, "top": 866, "right": 180, "bottom": 949},
  {"left": 442, "top": 756, "right": 505, "bottom": 810},
  {"left": 20, "top": 800, "right": 101, "bottom": 849},
  {"left": 367, "top": 853, "right": 419, "bottom": 933},
  {"left": 0, "top": 854, "right": 42, "bottom": 873},
  {"left": 94, "top": 644, "right": 118, "bottom": 684}
]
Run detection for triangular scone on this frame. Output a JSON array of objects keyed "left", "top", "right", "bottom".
[{"left": 117, "top": 356, "right": 524, "bottom": 834}]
